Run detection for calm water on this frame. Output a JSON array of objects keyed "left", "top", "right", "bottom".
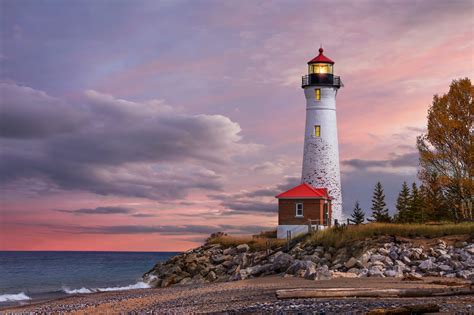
[{"left": 0, "top": 251, "right": 178, "bottom": 305}]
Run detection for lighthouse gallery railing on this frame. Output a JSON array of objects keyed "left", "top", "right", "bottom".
[{"left": 301, "top": 74, "right": 342, "bottom": 88}]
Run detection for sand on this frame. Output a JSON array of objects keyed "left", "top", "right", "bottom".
[{"left": 2, "top": 276, "right": 473, "bottom": 314}]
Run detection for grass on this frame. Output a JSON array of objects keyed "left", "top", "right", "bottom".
[
  {"left": 308, "top": 222, "right": 474, "bottom": 248},
  {"left": 207, "top": 234, "right": 286, "bottom": 251},
  {"left": 206, "top": 222, "right": 474, "bottom": 252}
]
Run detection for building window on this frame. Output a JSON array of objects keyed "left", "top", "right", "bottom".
[
  {"left": 295, "top": 203, "right": 303, "bottom": 217},
  {"left": 315, "top": 88, "right": 321, "bottom": 100},
  {"left": 314, "top": 125, "right": 321, "bottom": 137}
]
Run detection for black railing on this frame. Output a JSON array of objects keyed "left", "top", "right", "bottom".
[{"left": 302, "top": 73, "right": 342, "bottom": 88}]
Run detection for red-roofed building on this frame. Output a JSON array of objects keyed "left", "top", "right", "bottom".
[{"left": 275, "top": 183, "right": 332, "bottom": 239}]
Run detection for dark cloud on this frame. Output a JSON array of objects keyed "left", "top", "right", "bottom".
[
  {"left": 0, "top": 84, "right": 85, "bottom": 138},
  {"left": 209, "top": 176, "right": 299, "bottom": 215},
  {"left": 342, "top": 152, "right": 419, "bottom": 171},
  {"left": 0, "top": 84, "right": 254, "bottom": 200},
  {"left": 341, "top": 169, "right": 418, "bottom": 218},
  {"left": 131, "top": 213, "right": 156, "bottom": 218},
  {"left": 56, "top": 206, "right": 133, "bottom": 215},
  {"left": 17, "top": 222, "right": 271, "bottom": 236}
]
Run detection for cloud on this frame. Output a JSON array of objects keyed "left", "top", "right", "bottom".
[
  {"left": 56, "top": 206, "right": 133, "bottom": 215},
  {"left": 0, "top": 84, "right": 258, "bottom": 200},
  {"left": 342, "top": 152, "right": 419, "bottom": 173},
  {"left": 0, "top": 83, "right": 85, "bottom": 138},
  {"left": 14, "top": 222, "right": 271, "bottom": 236},
  {"left": 209, "top": 176, "right": 299, "bottom": 215},
  {"left": 131, "top": 213, "right": 156, "bottom": 218}
]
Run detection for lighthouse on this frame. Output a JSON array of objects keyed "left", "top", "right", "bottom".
[
  {"left": 301, "top": 47, "right": 343, "bottom": 223},
  {"left": 274, "top": 47, "right": 342, "bottom": 239}
]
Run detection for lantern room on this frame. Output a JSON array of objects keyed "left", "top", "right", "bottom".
[
  {"left": 302, "top": 47, "right": 341, "bottom": 88},
  {"left": 308, "top": 47, "right": 334, "bottom": 75}
]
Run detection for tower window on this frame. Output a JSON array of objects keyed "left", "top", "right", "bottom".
[
  {"left": 295, "top": 203, "right": 303, "bottom": 217},
  {"left": 314, "top": 125, "right": 321, "bottom": 137},
  {"left": 315, "top": 89, "right": 321, "bottom": 100}
]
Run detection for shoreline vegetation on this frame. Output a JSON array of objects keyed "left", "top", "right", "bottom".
[{"left": 208, "top": 222, "right": 474, "bottom": 250}]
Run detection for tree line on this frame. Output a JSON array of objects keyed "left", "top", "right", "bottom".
[{"left": 350, "top": 78, "right": 473, "bottom": 224}]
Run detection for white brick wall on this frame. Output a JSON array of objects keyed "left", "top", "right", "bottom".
[{"left": 301, "top": 86, "right": 343, "bottom": 222}]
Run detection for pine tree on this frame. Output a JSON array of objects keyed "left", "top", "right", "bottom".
[
  {"left": 369, "top": 182, "right": 391, "bottom": 222},
  {"left": 422, "top": 172, "right": 449, "bottom": 221},
  {"left": 395, "top": 182, "right": 411, "bottom": 223},
  {"left": 350, "top": 201, "right": 365, "bottom": 225},
  {"left": 408, "top": 182, "right": 424, "bottom": 223}
]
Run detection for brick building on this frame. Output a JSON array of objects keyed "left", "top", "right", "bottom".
[{"left": 275, "top": 183, "right": 332, "bottom": 239}]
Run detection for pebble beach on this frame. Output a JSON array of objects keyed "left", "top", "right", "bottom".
[{"left": 3, "top": 276, "right": 473, "bottom": 314}]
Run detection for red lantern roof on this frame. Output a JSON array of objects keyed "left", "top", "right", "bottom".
[
  {"left": 276, "top": 183, "right": 330, "bottom": 199},
  {"left": 308, "top": 47, "right": 334, "bottom": 64}
]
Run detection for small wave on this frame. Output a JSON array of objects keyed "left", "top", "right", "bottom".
[
  {"left": 0, "top": 292, "right": 31, "bottom": 303},
  {"left": 63, "top": 287, "right": 94, "bottom": 294},
  {"left": 97, "top": 281, "right": 150, "bottom": 292},
  {"left": 63, "top": 281, "right": 150, "bottom": 294}
]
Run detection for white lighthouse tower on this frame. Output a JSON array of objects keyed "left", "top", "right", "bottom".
[{"left": 301, "top": 47, "right": 343, "bottom": 223}]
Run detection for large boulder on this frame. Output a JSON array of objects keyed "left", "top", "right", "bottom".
[
  {"left": 344, "top": 257, "right": 360, "bottom": 269},
  {"left": 272, "top": 252, "right": 294, "bottom": 272},
  {"left": 211, "top": 254, "right": 226, "bottom": 264},
  {"left": 419, "top": 259, "right": 436, "bottom": 271},
  {"left": 237, "top": 244, "right": 250, "bottom": 253},
  {"left": 315, "top": 265, "right": 332, "bottom": 280}
]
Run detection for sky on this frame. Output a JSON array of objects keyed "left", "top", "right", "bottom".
[{"left": 1, "top": 0, "right": 473, "bottom": 251}]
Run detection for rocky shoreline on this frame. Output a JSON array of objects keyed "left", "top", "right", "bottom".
[{"left": 144, "top": 235, "right": 474, "bottom": 288}]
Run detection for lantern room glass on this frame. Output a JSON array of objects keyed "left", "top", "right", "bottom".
[{"left": 309, "top": 63, "right": 333, "bottom": 74}]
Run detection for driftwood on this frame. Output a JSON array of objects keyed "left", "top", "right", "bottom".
[
  {"left": 366, "top": 303, "right": 439, "bottom": 315},
  {"left": 276, "top": 287, "right": 474, "bottom": 299}
]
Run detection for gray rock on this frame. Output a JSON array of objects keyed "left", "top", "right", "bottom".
[
  {"left": 315, "top": 265, "right": 332, "bottom": 280},
  {"left": 402, "top": 256, "right": 411, "bottom": 265},
  {"left": 388, "top": 251, "right": 399, "bottom": 261},
  {"left": 223, "top": 247, "right": 237, "bottom": 256},
  {"left": 303, "top": 263, "right": 318, "bottom": 280},
  {"left": 368, "top": 266, "right": 385, "bottom": 278},
  {"left": 332, "top": 263, "right": 344, "bottom": 270},
  {"left": 419, "top": 259, "right": 436, "bottom": 271},
  {"left": 344, "top": 257, "right": 359, "bottom": 269},
  {"left": 237, "top": 244, "right": 250, "bottom": 253},
  {"left": 211, "top": 254, "right": 226, "bottom": 264},
  {"left": 272, "top": 253, "right": 294, "bottom": 272},
  {"left": 358, "top": 268, "right": 369, "bottom": 277},
  {"left": 178, "top": 277, "right": 193, "bottom": 285},
  {"left": 370, "top": 254, "right": 385, "bottom": 263},
  {"left": 457, "top": 270, "right": 473, "bottom": 280},
  {"left": 347, "top": 267, "right": 360, "bottom": 274},
  {"left": 384, "top": 266, "right": 404, "bottom": 278},
  {"left": 438, "top": 264, "right": 452, "bottom": 272},
  {"left": 286, "top": 260, "right": 314, "bottom": 276},
  {"left": 206, "top": 270, "right": 217, "bottom": 281}
]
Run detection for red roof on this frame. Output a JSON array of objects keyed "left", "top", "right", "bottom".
[
  {"left": 308, "top": 47, "right": 334, "bottom": 64},
  {"left": 276, "top": 183, "right": 330, "bottom": 199}
]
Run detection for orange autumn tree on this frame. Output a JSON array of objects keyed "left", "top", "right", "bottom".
[{"left": 417, "top": 78, "right": 473, "bottom": 221}]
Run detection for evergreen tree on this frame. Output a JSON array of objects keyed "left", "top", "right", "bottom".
[
  {"left": 408, "top": 182, "right": 425, "bottom": 223},
  {"left": 369, "top": 182, "right": 391, "bottom": 222},
  {"left": 395, "top": 182, "right": 411, "bottom": 223},
  {"left": 350, "top": 201, "right": 365, "bottom": 225},
  {"left": 422, "top": 172, "right": 449, "bottom": 221}
]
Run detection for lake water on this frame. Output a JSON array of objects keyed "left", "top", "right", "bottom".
[{"left": 0, "top": 251, "right": 178, "bottom": 305}]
